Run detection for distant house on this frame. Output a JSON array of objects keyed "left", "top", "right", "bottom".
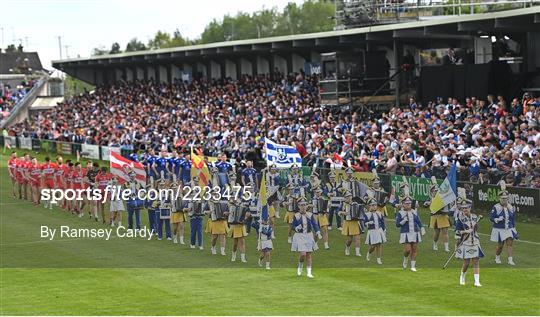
[{"left": 0, "top": 46, "right": 44, "bottom": 75}]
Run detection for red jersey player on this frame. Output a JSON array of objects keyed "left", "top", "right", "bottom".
[
  {"left": 71, "top": 162, "right": 85, "bottom": 216},
  {"left": 41, "top": 157, "right": 58, "bottom": 209},
  {"left": 55, "top": 156, "right": 69, "bottom": 210},
  {"left": 7, "top": 152, "right": 18, "bottom": 198},
  {"left": 29, "top": 157, "right": 42, "bottom": 205},
  {"left": 95, "top": 166, "right": 112, "bottom": 224}
]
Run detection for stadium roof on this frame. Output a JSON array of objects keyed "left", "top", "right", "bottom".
[
  {"left": 1, "top": 51, "right": 44, "bottom": 75},
  {"left": 53, "top": 6, "right": 539, "bottom": 69}
]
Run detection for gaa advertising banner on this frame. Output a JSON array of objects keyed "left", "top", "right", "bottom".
[
  {"left": 19, "top": 137, "right": 32, "bottom": 150},
  {"left": 81, "top": 144, "right": 100, "bottom": 160},
  {"left": 471, "top": 183, "right": 539, "bottom": 215},
  {"left": 56, "top": 142, "right": 72, "bottom": 155},
  {"left": 391, "top": 175, "right": 442, "bottom": 202}
]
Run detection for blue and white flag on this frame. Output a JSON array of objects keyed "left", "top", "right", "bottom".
[{"left": 264, "top": 138, "right": 302, "bottom": 168}]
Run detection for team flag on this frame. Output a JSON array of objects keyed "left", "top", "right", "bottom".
[
  {"left": 429, "top": 163, "right": 457, "bottom": 213},
  {"left": 264, "top": 138, "right": 302, "bottom": 168},
  {"left": 258, "top": 172, "right": 269, "bottom": 221},
  {"left": 110, "top": 151, "right": 146, "bottom": 186},
  {"left": 190, "top": 147, "right": 211, "bottom": 187}
]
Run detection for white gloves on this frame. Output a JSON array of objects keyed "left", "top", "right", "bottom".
[
  {"left": 400, "top": 219, "right": 408, "bottom": 225},
  {"left": 365, "top": 221, "right": 374, "bottom": 225},
  {"left": 420, "top": 227, "right": 426, "bottom": 236},
  {"left": 317, "top": 232, "right": 323, "bottom": 239},
  {"left": 495, "top": 216, "right": 504, "bottom": 223}
]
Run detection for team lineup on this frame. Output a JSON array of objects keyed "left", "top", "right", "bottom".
[{"left": 6, "top": 149, "right": 519, "bottom": 285}]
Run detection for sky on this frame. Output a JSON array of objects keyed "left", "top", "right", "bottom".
[{"left": 2, "top": 0, "right": 304, "bottom": 69}]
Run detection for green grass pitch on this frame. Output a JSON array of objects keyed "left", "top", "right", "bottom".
[{"left": 1, "top": 150, "right": 539, "bottom": 315}]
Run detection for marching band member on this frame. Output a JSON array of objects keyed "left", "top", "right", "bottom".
[
  {"left": 188, "top": 193, "right": 205, "bottom": 250},
  {"left": 228, "top": 196, "right": 250, "bottom": 262},
  {"left": 109, "top": 176, "right": 124, "bottom": 227},
  {"left": 396, "top": 196, "right": 425, "bottom": 271},
  {"left": 7, "top": 152, "right": 18, "bottom": 198},
  {"left": 363, "top": 194, "right": 387, "bottom": 264},
  {"left": 145, "top": 177, "right": 158, "bottom": 234},
  {"left": 428, "top": 176, "right": 451, "bottom": 252},
  {"left": 339, "top": 191, "right": 363, "bottom": 257},
  {"left": 179, "top": 154, "right": 191, "bottom": 185},
  {"left": 288, "top": 164, "right": 305, "bottom": 198},
  {"left": 29, "top": 157, "right": 41, "bottom": 205},
  {"left": 171, "top": 175, "right": 187, "bottom": 244},
  {"left": 284, "top": 188, "right": 298, "bottom": 243},
  {"left": 209, "top": 195, "right": 229, "bottom": 255},
  {"left": 152, "top": 149, "right": 169, "bottom": 181},
  {"left": 156, "top": 176, "right": 172, "bottom": 241},
  {"left": 312, "top": 187, "right": 330, "bottom": 249},
  {"left": 490, "top": 181, "right": 519, "bottom": 265},
  {"left": 341, "top": 167, "right": 362, "bottom": 203},
  {"left": 244, "top": 183, "right": 258, "bottom": 233},
  {"left": 126, "top": 171, "right": 144, "bottom": 230},
  {"left": 41, "top": 157, "right": 57, "bottom": 209},
  {"left": 266, "top": 164, "right": 282, "bottom": 219},
  {"left": 291, "top": 196, "right": 322, "bottom": 278},
  {"left": 309, "top": 169, "right": 322, "bottom": 193},
  {"left": 95, "top": 166, "right": 111, "bottom": 224},
  {"left": 254, "top": 218, "right": 274, "bottom": 270},
  {"left": 455, "top": 198, "right": 484, "bottom": 287},
  {"left": 325, "top": 169, "right": 343, "bottom": 231},
  {"left": 371, "top": 170, "right": 389, "bottom": 217}
]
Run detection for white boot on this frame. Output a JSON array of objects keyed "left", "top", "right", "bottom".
[
  {"left": 355, "top": 247, "right": 361, "bottom": 257},
  {"left": 287, "top": 237, "right": 292, "bottom": 244},
  {"left": 306, "top": 266, "right": 314, "bottom": 278},
  {"left": 460, "top": 271, "right": 466, "bottom": 285},
  {"left": 433, "top": 242, "right": 438, "bottom": 251},
  {"left": 190, "top": 244, "right": 195, "bottom": 249},
  {"left": 179, "top": 236, "right": 185, "bottom": 245},
  {"left": 508, "top": 257, "right": 515, "bottom": 266},
  {"left": 474, "top": 273, "right": 482, "bottom": 287},
  {"left": 345, "top": 246, "right": 350, "bottom": 256},
  {"left": 410, "top": 261, "right": 417, "bottom": 272},
  {"left": 240, "top": 253, "right": 247, "bottom": 263},
  {"left": 366, "top": 252, "right": 371, "bottom": 261},
  {"left": 199, "top": 245, "right": 204, "bottom": 250},
  {"left": 444, "top": 242, "right": 450, "bottom": 252},
  {"left": 495, "top": 255, "right": 501, "bottom": 264},
  {"left": 376, "top": 258, "right": 383, "bottom": 265},
  {"left": 220, "top": 247, "right": 226, "bottom": 256},
  {"left": 266, "top": 262, "right": 271, "bottom": 270},
  {"left": 324, "top": 242, "right": 330, "bottom": 250},
  {"left": 173, "top": 236, "right": 178, "bottom": 244},
  {"left": 231, "top": 252, "right": 237, "bottom": 262},
  {"left": 297, "top": 263, "right": 303, "bottom": 276},
  {"left": 258, "top": 258, "right": 263, "bottom": 267},
  {"left": 402, "top": 257, "right": 408, "bottom": 269},
  {"left": 211, "top": 246, "right": 217, "bottom": 255}
]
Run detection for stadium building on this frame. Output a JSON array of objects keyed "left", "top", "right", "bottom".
[{"left": 52, "top": 6, "right": 540, "bottom": 109}]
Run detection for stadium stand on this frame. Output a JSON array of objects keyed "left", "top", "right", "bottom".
[{"left": 7, "top": 73, "right": 540, "bottom": 187}]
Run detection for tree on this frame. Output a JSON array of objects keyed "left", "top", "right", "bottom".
[
  {"left": 91, "top": 45, "right": 108, "bottom": 56},
  {"left": 109, "top": 42, "right": 122, "bottom": 54},
  {"left": 5, "top": 44, "right": 16, "bottom": 53},
  {"left": 125, "top": 38, "right": 147, "bottom": 52},
  {"left": 147, "top": 30, "right": 172, "bottom": 50}
]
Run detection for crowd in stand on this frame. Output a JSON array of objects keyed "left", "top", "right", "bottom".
[
  {"left": 6, "top": 72, "right": 540, "bottom": 188},
  {"left": 0, "top": 79, "right": 34, "bottom": 121}
]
